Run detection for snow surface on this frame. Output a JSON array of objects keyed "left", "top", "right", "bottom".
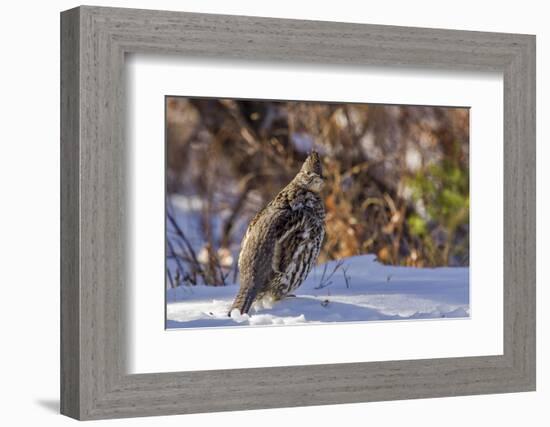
[{"left": 166, "top": 254, "right": 469, "bottom": 329}]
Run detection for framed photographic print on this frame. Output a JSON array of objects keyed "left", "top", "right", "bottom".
[
  {"left": 61, "top": 5, "right": 536, "bottom": 420},
  {"left": 164, "top": 98, "right": 471, "bottom": 330}
]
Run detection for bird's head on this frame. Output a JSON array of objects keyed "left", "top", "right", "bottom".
[{"left": 295, "top": 151, "right": 325, "bottom": 193}]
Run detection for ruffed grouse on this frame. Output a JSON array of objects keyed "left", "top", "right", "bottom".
[{"left": 229, "top": 152, "right": 326, "bottom": 315}]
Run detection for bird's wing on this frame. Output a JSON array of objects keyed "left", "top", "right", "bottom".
[
  {"left": 271, "top": 212, "right": 307, "bottom": 275},
  {"left": 232, "top": 208, "right": 294, "bottom": 314},
  {"left": 243, "top": 210, "right": 301, "bottom": 279}
]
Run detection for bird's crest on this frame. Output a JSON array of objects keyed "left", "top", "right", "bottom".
[{"left": 300, "top": 151, "right": 323, "bottom": 176}]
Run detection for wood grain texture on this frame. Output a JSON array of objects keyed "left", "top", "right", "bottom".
[
  {"left": 60, "top": 7, "right": 80, "bottom": 419},
  {"left": 60, "top": 5, "right": 536, "bottom": 420}
]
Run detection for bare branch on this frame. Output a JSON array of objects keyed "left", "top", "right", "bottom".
[
  {"left": 166, "top": 206, "right": 201, "bottom": 268},
  {"left": 314, "top": 260, "right": 345, "bottom": 290}
]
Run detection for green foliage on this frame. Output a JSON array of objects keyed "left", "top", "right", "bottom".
[
  {"left": 406, "top": 156, "right": 469, "bottom": 265},
  {"left": 408, "top": 214, "right": 428, "bottom": 237}
]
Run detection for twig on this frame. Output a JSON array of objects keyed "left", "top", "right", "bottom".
[
  {"left": 166, "top": 206, "right": 201, "bottom": 268},
  {"left": 342, "top": 266, "right": 351, "bottom": 289},
  {"left": 314, "top": 260, "right": 345, "bottom": 290},
  {"left": 315, "top": 264, "right": 329, "bottom": 289},
  {"left": 166, "top": 267, "right": 175, "bottom": 289},
  {"left": 220, "top": 174, "right": 253, "bottom": 248},
  {"left": 210, "top": 246, "right": 228, "bottom": 286},
  {"left": 166, "top": 239, "right": 187, "bottom": 280}
]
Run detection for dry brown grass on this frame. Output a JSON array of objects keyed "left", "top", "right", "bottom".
[{"left": 166, "top": 97, "right": 469, "bottom": 285}]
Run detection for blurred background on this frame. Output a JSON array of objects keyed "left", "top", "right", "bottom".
[{"left": 166, "top": 97, "right": 469, "bottom": 288}]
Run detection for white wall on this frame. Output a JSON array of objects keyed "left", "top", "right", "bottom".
[{"left": 0, "top": 0, "right": 546, "bottom": 425}]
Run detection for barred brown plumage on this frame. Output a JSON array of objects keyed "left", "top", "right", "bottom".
[{"left": 229, "top": 152, "right": 326, "bottom": 315}]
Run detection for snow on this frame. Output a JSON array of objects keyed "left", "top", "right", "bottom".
[{"left": 166, "top": 254, "right": 469, "bottom": 329}]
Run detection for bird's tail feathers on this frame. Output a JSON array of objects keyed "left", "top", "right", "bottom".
[{"left": 228, "top": 288, "right": 257, "bottom": 316}]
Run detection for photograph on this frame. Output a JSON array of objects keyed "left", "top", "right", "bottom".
[
  {"left": 165, "top": 97, "right": 470, "bottom": 329},
  {"left": 52, "top": 3, "right": 537, "bottom": 421}
]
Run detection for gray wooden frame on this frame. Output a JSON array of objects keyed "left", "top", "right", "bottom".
[{"left": 60, "top": 5, "right": 536, "bottom": 420}]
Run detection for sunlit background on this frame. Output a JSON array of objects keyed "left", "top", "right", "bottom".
[{"left": 166, "top": 97, "right": 469, "bottom": 288}]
